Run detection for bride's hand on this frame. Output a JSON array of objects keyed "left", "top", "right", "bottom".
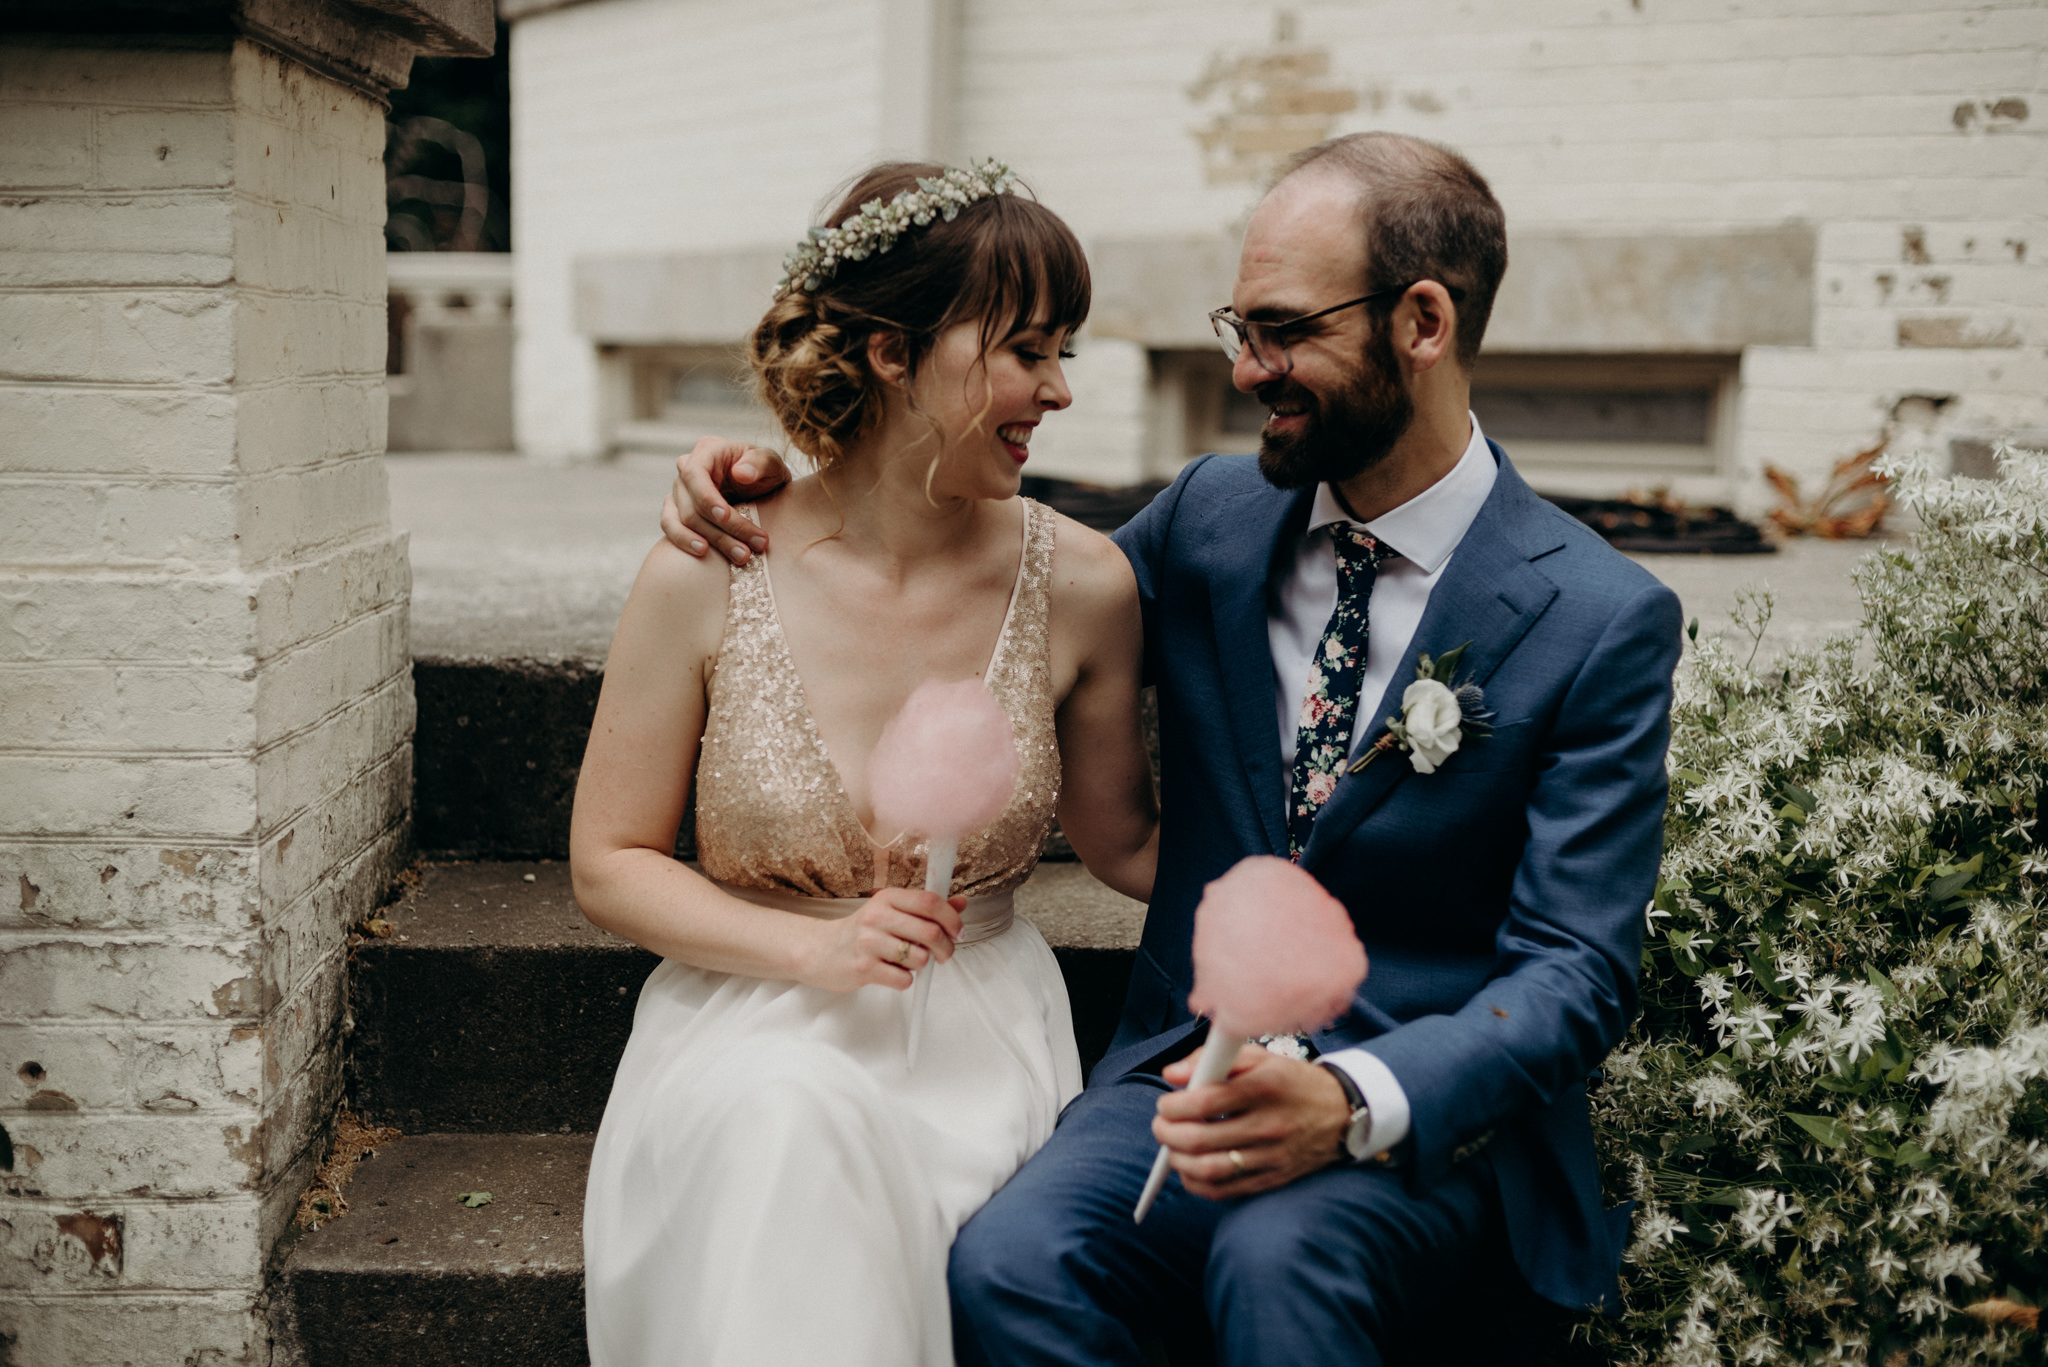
[
  {"left": 660, "top": 436, "right": 794, "bottom": 565},
  {"left": 799, "top": 888, "right": 966, "bottom": 992}
]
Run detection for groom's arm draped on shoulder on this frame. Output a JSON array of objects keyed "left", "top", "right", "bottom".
[{"left": 658, "top": 131, "right": 1683, "bottom": 1365}]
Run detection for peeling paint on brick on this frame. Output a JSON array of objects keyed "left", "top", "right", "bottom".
[
  {"left": 209, "top": 977, "right": 259, "bottom": 1017},
  {"left": 1898, "top": 316, "right": 2022, "bottom": 349},
  {"left": 223, "top": 1122, "right": 264, "bottom": 1184},
  {"left": 160, "top": 849, "right": 205, "bottom": 877},
  {"left": 50, "top": 1210, "right": 122, "bottom": 1277},
  {"left": 1188, "top": 26, "right": 1359, "bottom": 186}
]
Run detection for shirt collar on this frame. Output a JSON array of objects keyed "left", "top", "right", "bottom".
[{"left": 1306, "top": 413, "right": 1497, "bottom": 575}]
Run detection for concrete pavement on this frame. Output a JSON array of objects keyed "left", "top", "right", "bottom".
[{"left": 389, "top": 451, "right": 1900, "bottom": 666}]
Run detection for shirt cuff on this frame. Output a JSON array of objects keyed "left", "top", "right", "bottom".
[{"left": 1319, "top": 1046, "right": 1410, "bottom": 1160}]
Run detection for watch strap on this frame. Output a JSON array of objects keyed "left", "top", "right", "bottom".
[{"left": 1315, "top": 1059, "right": 1372, "bottom": 1160}]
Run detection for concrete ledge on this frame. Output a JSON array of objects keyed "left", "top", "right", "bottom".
[
  {"left": 1088, "top": 226, "right": 1814, "bottom": 352},
  {"left": 349, "top": 861, "right": 1144, "bottom": 1133},
  {"left": 0, "top": 0, "right": 496, "bottom": 97}
]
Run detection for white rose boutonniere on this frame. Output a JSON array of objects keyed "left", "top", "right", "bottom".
[
  {"left": 1397, "top": 678, "right": 1464, "bottom": 773},
  {"left": 1350, "top": 641, "right": 1495, "bottom": 776}
]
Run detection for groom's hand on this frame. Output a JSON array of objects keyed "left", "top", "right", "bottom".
[
  {"left": 1153, "top": 1045, "right": 1352, "bottom": 1200},
  {"left": 660, "top": 437, "right": 792, "bottom": 565}
]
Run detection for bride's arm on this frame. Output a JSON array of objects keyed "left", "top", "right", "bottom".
[
  {"left": 570, "top": 541, "right": 962, "bottom": 989},
  {"left": 1047, "top": 521, "right": 1159, "bottom": 904}
]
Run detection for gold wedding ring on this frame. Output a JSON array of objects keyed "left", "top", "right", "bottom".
[
  {"left": 1228, "top": 1149, "right": 1246, "bottom": 1174},
  {"left": 890, "top": 940, "right": 913, "bottom": 968}
]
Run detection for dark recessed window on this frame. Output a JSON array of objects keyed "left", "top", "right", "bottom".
[
  {"left": 1471, "top": 386, "right": 1713, "bottom": 446},
  {"left": 1151, "top": 350, "right": 1736, "bottom": 483}
]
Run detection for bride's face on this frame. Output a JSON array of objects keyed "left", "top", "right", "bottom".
[{"left": 907, "top": 312, "right": 1074, "bottom": 501}]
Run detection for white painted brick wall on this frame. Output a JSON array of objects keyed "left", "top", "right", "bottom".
[
  {"left": 512, "top": 0, "right": 892, "bottom": 459},
  {"left": 0, "top": 38, "right": 413, "bottom": 1363},
  {"left": 514, "top": 0, "right": 2045, "bottom": 500}
]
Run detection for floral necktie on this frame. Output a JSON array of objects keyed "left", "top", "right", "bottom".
[{"left": 1287, "top": 527, "right": 1398, "bottom": 860}]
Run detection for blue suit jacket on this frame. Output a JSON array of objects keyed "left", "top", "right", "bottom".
[{"left": 1100, "top": 443, "right": 1683, "bottom": 1312}]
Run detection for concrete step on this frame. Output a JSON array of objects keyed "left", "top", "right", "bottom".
[
  {"left": 349, "top": 860, "right": 1146, "bottom": 1133},
  {"left": 279, "top": 1134, "right": 1581, "bottom": 1367},
  {"left": 409, "top": 654, "right": 1143, "bottom": 861},
  {"left": 412, "top": 656, "right": 605, "bottom": 861},
  {"left": 282, "top": 1132, "right": 591, "bottom": 1367}
]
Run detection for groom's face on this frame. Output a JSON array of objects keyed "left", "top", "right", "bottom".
[{"left": 1230, "top": 171, "right": 1416, "bottom": 490}]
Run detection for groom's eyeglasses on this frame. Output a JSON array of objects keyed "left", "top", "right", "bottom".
[{"left": 1209, "top": 282, "right": 1466, "bottom": 376}]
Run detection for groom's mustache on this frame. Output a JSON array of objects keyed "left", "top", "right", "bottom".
[{"left": 1255, "top": 378, "right": 1316, "bottom": 419}]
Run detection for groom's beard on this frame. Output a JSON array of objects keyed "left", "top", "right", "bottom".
[{"left": 1254, "top": 322, "right": 1414, "bottom": 491}]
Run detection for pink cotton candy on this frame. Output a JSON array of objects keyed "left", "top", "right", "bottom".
[
  {"left": 869, "top": 678, "right": 1020, "bottom": 839},
  {"left": 1187, "top": 856, "right": 1367, "bottom": 1037}
]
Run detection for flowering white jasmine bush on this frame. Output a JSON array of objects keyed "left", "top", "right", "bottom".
[{"left": 1590, "top": 447, "right": 2048, "bottom": 1366}]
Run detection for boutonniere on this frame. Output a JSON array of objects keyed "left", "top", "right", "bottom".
[{"left": 1349, "top": 641, "right": 1495, "bottom": 775}]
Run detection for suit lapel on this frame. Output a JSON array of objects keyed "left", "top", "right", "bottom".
[
  {"left": 1207, "top": 482, "right": 1317, "bottom": 858},
  {"left": 1300, "top": 453, "right": 1563, "bottom": 870}
]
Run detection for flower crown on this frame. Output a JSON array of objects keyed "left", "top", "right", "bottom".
[{"left": 777, "top": 160, "right": 1017, "bottom": 295}]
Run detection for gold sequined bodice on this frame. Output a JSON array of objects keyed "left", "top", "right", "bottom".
[{"left": 695, "top": 499, "right": 1062, "bottom": 899}]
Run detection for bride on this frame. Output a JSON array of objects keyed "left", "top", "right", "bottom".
[{"left": 571, "top": 162, "right": 1159, "bottom": 1366}]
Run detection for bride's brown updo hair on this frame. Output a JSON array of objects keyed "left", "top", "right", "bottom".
[{"left": 749, "top": 163, "right": 1091, "bottom": 468}]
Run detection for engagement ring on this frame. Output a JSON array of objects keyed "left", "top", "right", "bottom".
[
  {"left": 890, "top": 940, "right": 913, "bottom": 967},
  {"left": 1229, "top": 1149, "right": 1246, "bottom": 1174}
]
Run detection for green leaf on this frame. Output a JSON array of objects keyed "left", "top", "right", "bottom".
[
  {"left": 1894, "top": 1142, "right": 1934, "bottom": 1170},
  {"left": 454, "top": 1191, "right": 493, "bottom": 1208},
  {"left": 1663, "top": 1132, "right": 1719, "bottom": 1160},
  {"left": 1864, "top": 964, "right": 1902, "bottom": 1007},
  {"left": 1748, "top": 937, "right": 1794, "bottom": 999},
  {"left": 1780, "top": 782, "right": 1818, "bottom": 813},
  {"left": 1928, "top": 853, "right": 1983, "bottom": 903},
  {"left": 1787, "top": 1113, "right": 1854, "bottom": 1149},
  {"left": 1432, "top": 641, "right": 1472, "bottom": 680},
  {"left": 1686, "top": 617, "right": 1699, "bottom": 642}
]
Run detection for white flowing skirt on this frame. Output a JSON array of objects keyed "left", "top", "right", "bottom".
[{"left": 583, "top": 900, "right": 1082, "bottom": 1367}]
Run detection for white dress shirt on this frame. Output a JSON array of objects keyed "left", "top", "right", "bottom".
[{"left": 1265, "top": 415, "right": 1497, "bottom": 1160}]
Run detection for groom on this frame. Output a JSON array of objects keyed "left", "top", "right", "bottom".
[{"left": 664, "top": 133, "right": 1682, "bottom": 1365}]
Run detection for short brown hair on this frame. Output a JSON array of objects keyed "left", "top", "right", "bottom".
[
  {"left": 749, "top": 163, "right": 1091, "bottom": 467},
  {"left": 1277, "top": 133, "right": 1507, "bottom": 367}
]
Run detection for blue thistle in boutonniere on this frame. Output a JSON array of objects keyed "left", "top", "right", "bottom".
[{"left": 1349, "top": 641, "right": 1495, "bottom": 775}]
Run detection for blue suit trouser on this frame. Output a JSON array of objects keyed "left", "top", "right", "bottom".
[{"left": 950, "top": 1075, "right": 1504, "bottom": 1367}]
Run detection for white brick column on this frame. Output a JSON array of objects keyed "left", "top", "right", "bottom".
[{"left": 0, "top": 5, "right": 489, "bottom": 1362}]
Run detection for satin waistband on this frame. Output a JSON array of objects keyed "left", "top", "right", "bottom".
[{"left": 712, "top": 881, "right": 1016, "bottom": 947}]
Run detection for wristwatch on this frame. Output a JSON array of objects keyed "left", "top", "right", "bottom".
[{"left": 1316, "top": 1060, "right": 1374, "bottom": 1162}]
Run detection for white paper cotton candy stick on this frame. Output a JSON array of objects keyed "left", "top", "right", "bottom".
[
  {"left": 870, "top": 678, "right": 1021, "bottom": 1068},
  {"left": 1132, "top": 856, "right": 1367, "bottom": 1222}
]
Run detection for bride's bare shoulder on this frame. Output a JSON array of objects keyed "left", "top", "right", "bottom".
[
  {"left": 1041, "top": 508, "right": 1137, "bottom": 624},
  {"left": 611, "top": 536, "right": 733, "bottom": 666}
]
